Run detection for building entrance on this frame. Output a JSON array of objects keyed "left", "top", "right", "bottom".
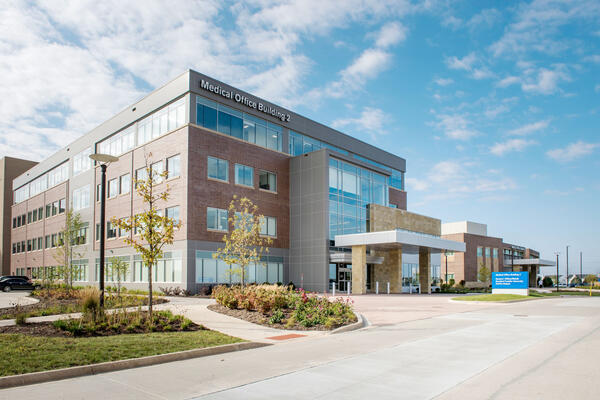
[{"left": 338, "top": 267, "right": 352, "bottom": 292}]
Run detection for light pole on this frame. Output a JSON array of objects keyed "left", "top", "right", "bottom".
[
  {"left": 566, "top": 245, "right": 570, "bottom": 287},
  {"left": 89, "top": 153, "right": 119, "bottom": 307},
  {"left": 445, "top": 251, "right": 448, "bottom": 284},
  {"left": 580, "top": 251, "right": 583, "bottom": 285},
  {"left": 554, "top": 252, "right": 560, "bottom": 293}
]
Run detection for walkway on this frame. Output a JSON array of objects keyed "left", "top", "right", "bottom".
[{"left": 0, "top": 292, "right": 38, "bottom": 309}]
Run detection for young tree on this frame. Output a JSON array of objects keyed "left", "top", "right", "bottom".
[
  {"left": 108, "top": 256, "right": 130, "bottom": 297},
  {"left": 213, "top": 196, "right": 272, "bottom": 288},
  {"left": 584, "top": 274, "right": 598, "bottom": 285},
  {"left": 54, "top": 210, "right": 85, "bottom": 291},
  {"left": 112, "top": 157, "right": 180, "bottom": 320},
  {"left": 478, "top": 262, "right": 491, "bottom": 284}
]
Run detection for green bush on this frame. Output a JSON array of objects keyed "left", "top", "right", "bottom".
[
  {"left": 542, "top": 276, "right": 554, "bottom": 287},
  {"left": 269, "top": 309, "right": 284, "bottom": 324},
  {"left": 15, "top": 313, "right": 27, "bottom": 326}
]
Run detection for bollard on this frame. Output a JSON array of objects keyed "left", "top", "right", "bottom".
[
  {"left": 376, "top": 281, "right": 379, "bottom": 294},
  {"left": 409, "top": 283, "right": 412, "bottom": 294},
  {"left": 332, "top": 282, "right": 336, "bottom": 297},
  {"left": 387, "top": 281, "right": 390, "bottom": 294},
  {"left": 347, "top": 282, "right": 351, "bottom": 296}
]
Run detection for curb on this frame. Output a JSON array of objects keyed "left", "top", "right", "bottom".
[
  {"left": 0, "top": 341, "right": 270, "bottom": 389},
  {"left": 330, "top": 312, "right": 365, "bottom": 334}
]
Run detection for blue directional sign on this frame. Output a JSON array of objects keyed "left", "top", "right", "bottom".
[{"left": 492, "top": 272, "right": 529, "bottom": 289}]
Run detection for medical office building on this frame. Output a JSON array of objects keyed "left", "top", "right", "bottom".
[{"left": 10, "top": 70, "right": 464, "bottom": 294}]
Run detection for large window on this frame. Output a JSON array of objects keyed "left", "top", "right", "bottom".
[
  {"left": 73, "top": 147, "right": 92, "bottom": 176},
  {"left": 151, "top": 161, "right": 164, "bottom": 183},
  {"left": 196, "top": 96, "right": 282, "bottom": 152},
  {"left": 207, "top": 156, "right": 228, "bottom": 182},
  {"left": 258, "top": 170, "right": 276, "bottom": 192},
  {"left": 72, "top": 185, "right": 90, "bottom": 211},
  {"left": 166, "top": 206, "right": 180, "bottom": 224},
  {"left": 108, "top": 178, "right": 119, "bottom": 198},
  {"left": 137, "top": 99, "right": 186, "bottom": 146},
  {"left": 260, "top": 216, "right": 277, "bottom": 237},
  {"left": 107, "top": 221, "right": 117, "bottom": 239},
  {"left": 288, "top": 130, "right": 348, "bottom": 157},
  {"left": 234, "top": 164, "right": 253, "bottom": 187},
  {"left": 135, "top": 167, "right": 148, "bottom": 187},
  {"left": 195, "top": 251, "right": 283, "bottom": 284},
  {"left": 207, "top": 207, "right": 228, "bottom": 231},
  {"left": 120, "top": 174, "right": 131, "bottom": 194},
  {"left": 477, "top": 247, "right": 483, "bottom": 257},
  {"left": 167, "top": 155, "right": 180, "bottom": 179},
  {"left": 328, "top": 158, "right": 388, "bottom": 239}
]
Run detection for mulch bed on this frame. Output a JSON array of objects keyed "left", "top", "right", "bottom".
[
  {"left": 0, "top": 313, "right": 205, "bottom": 338},
  {"left": 0, "top": 295, "right": 168, "bottom": 320},
  {"left": 208, "top": 304, "right": 347, "bottom": 331}
]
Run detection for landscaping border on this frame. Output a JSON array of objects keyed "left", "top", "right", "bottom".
[
  {"left": 330, "top": 312, "right": 366, "bottom": 334},
  {"left": 0, "top": 341, "right": 270, "bottom": 389}
]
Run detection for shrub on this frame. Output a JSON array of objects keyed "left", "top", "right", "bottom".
[
  {"left": 79, "top": 287, "right": 101, "bottom": 321},
  {"left": 542, "top": 276, "right": 554, "bottom": 287},
  {"left": 269, "top": 309, "right": 285, "bottom": 324},
  {"left": 198, "top": 285, "right": 213, "bottom": 296},
  {"left": 15, "top": 313, "right": 27, "bottom": 326}
]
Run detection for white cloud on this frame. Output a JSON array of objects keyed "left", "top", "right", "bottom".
[
  {"left": 521, "top": 66, "right": 570, "bottom": 95},
  {"left": 434, "top": 78, "right": 454, "bottom": 86},
  {"left": 446, "top": 53, "right": 477, "bottom": 71},
  {"left": 331, "top": 107, "right": 390, "bottom": 140},
  {"left": 497, "top": 76, "right": 520, "bottom": 87},
  {"left": 489, "top": 0, "right": 600, "bottom": 58},
  {"left": 442, "top": 15, "right": 462, "bottom": 30},
  {"left": 584, "top": 55, "right": 600, "bottom": 63},
  {"left": 484, "top": 105, "right": 509, "bottom": 119},
  {"left": 490, "top": 139, "right": 537, "bottom": 156},
  {"left": 547, "top": 141, "right": 600, "bottom": 162},
  {"left": 430, "top": 113, "right": 478, "bottom": 140},
  {"left": 374, "top": 22, "right": 407, "bottom": 48},
  {"left": 508, "top": 120, "right": 550, "bottom": 136},
  {"left": 595, "top": 84, "right": 600, "bottom": 92},
  {"left": 467, "top": 8, "right": 501, "bottom": 30},
  {"left": 406, "top": 177, "right": 429, "bottom": 191}
]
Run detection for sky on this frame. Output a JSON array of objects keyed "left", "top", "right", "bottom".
[{"left": 1, "top": 0, "right": 599, "bottom": 274}]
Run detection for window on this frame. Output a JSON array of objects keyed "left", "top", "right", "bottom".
[
  {"left": 72, "top": 147, "right": 92, "bottom": 175},
  {"left": 31, "top": 238, "right": 36, "bottom": 251},
  {"left": 258, "top": 171, "right": 276, "bottom": 192},
  {"left": 98, "top": 126, "right": 135, "bottom": 157},
  {"left": 72, "top": 185, "right": 90, "bottom": 211},
  {"left": 37, "top": 237, "right": 42, "bottom": 250},
  {"left": 59, "top": 198, "right": 66, "bottom": 214},
  {"left": 260, "top": 216, "right": 277, "bottom": 237},
  {"left": 135, "top": 167, "right": 147, "bottom": 187},
  {"left": 207, "top": 207, "right": 228, "bottom": 231},
  {"left": 12, "top": 217, "right": 16, "bottom": 228},
  {"left": 38, "top": 207, "right": 43, "bottom": 220},
  {"left": 108, "top": 178, "right": 119, "bottom": 198},
  {"left": 477, "top": 246, "right": 483, "bottom": 257},
  {"left": 27, "top": 211, "right": 32, "bottom": 224},
  {"left": 166, "top": 206, "right": 180, "bottom": 224},
  {"left": 96, "top": 184, "right": 101, "bottom": 202},
  {"left": 120, "top": 174, "right": 130, "bottom": 194},
  {"left": 45, "top": 204, "right": 51, "bottom": 218},
  {"left": 207, "top": 157, "right": 228, "bottom": 182},
  {"left": 51, "top": 234, "right": 57, "bottom": 248},
  {"left": 485, "top": 247, "right": 490, "bottom": 257},
  {"left": 107, "top": 221, "right": 117, "bottom": 239},
  {"left": 12, "top": 243, "right": 16, "bottom": 254},
  {"left": 234, "top": 164, "right": 253, "bottom": 187},
  {"left": 95, "top": 223, "right": 100, "bottom": 241},
  {"left": 151, "top": 161, "right": 164, "bottom": 183},
  {"left": 167, "top": 155, "right": 180, "bottom": 179},
  {"left": 32, "top": 210, "right": 37, "bottom": 222},
  {"left": 45, "top": 235, "right": 50, "bottom": 249},
  {"left": 26, "top": 240, "right": 31, "bottom": 252},
  {"left": 493, "top": 248, "right": 498, "bottom": 258},
  {"left": 75, "top": 224, "right": 89, "bottom": 245},
  {"left": 16, "top": 215, "right": 21, "bottom": 227}
]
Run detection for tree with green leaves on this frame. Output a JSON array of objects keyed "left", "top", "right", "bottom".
[
  {"left": 53, "top": 210, "right": 85, "bottom": 291},
  {"left": 213, "top": 196, "right": 272, "bottom": 288},
  {"left": 478, "top": 262, "right": 491, "bottom": 284},
  {"left": 108, "top": 256, "right": 130, "bottom": 297},
  {"left": 584, "top": 274, "right": 598, "bottom": 285},
  {"left": 112, "top": 156, "right": 181, "bottom": 320}
]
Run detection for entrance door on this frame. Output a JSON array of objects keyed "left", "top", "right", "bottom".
[{"left": 338, "top": 267, "right": 352, "bottom": 292}]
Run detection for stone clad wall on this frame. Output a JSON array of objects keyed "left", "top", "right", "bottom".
[{"left": 368, "top": 204, "right": 441, "bottom": 236}]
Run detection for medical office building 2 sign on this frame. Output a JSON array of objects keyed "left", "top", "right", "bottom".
[
  {"left": 492, "top": 272, "right": 529, "bottom": 296},
  {"left": 200, "top": 79, "right": 291, "bottom": 123}
]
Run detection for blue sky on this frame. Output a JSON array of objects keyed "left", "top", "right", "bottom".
[{"left": 1, "top": 0, "right": 599, "bottom": 273}]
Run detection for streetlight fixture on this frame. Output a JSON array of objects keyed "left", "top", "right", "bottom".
[
  {"left": 566, "top": 245, "right": 570, "bottom": 287},
  {"left": 444, "top": 250, "right": 449, "bottom": 285},
  {"left": 89, "top": 153, "right": 119, "bottom": 307},
  {"left": 554, "top": 251, "right": 560, "bottom": 293}
]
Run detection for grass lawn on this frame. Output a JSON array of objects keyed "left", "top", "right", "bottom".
[
  {"left": 453, "top": 294, "right": 531, "bottom": 302},
  {"left": 0, "top": 330, "right": 242, "bottom": 377}
]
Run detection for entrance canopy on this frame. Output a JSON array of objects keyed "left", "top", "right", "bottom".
[
  {"left": 510, "top": 259, "right": 556, "bottom": 267},
  {"left": 334, "top": 229, "right": 466, "bottom": 254}
]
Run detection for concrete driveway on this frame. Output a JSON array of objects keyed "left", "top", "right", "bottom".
[
  {"left": 0, "top": 291, "right": 38, "bottom": 309},
  {"left": 2, "top": 294, "right": 599, "bottom": 399}
]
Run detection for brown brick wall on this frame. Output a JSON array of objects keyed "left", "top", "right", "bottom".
[
  {"left": 441, "top": 232, "right": 503, "bottom": 283},
  {"left": 187, "top": 125, "right": 290, "bottom": 249}
]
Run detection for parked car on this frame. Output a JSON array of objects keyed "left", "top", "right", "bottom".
[
  {"left": 0, "top": 275, "right": 29, "bottom": 282},
  {"left": 0, "top": 278, "right": 36, "bottom": 292}
]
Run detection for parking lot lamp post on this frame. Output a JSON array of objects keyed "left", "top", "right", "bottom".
[
  {"left": 89, "top": 153, "right": 119, "bottom": 307},
  {"left": 554, "top": 252, "right": 560, "bottom": 293},
  {"left": 566, "top": 245, "right": 570, "bottom": 286}
]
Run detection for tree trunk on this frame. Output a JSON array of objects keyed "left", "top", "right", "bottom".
[{"left": 148, "top": 262, "right": 153, "bottom": 322}]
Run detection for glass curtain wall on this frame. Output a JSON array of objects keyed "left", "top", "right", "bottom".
[
  {"left": 328, "top": 158, "right": 388, "bottom": 240},
  {"left": 195, "top": 251, "right": 284, "bottom": 284},
  {"left": 196, "top": 96, "right": 282, "bottom": 152}
]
